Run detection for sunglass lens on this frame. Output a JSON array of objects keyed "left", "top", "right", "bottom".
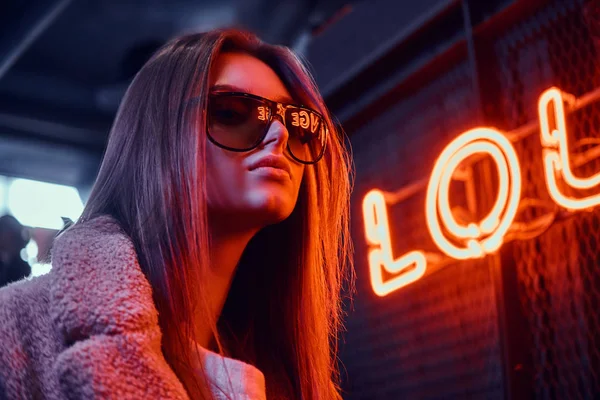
[
  {"left": 285, "top": 108, "right": 326, "bottom": 163},
  {"left": 208, "top": 95, "right": 269, "bottom": 150}
]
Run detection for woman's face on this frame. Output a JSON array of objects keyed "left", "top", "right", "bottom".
[{"left": 205, "top": 52, "right": 305, "bottom": 229}]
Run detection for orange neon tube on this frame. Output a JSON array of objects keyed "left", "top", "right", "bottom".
[
  {"left": 543, "top": 150, "right": 600, "bottom": 210},
  {"left": 539, "top": 88, "right": 600, "bottom": 189},
  {"left": 438, "top": 141, "right": 509, "bottom": 238},
  {"left": 363, "top": 190, "right": 427, "bottom": 296},
  {"left": 426, "top": 128, "right": 522, "bottom": 260}
]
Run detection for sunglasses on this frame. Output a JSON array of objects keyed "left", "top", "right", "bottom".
[{"left": 206, "top": 91, "right": 328, "bottom": 164}]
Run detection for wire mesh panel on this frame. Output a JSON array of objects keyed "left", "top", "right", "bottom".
[
  {"left": 493, "top": 0, "right": 600, "bottom": 397},
  {"left": 344, "top": 62, "right": 504, "bottom": 399},
  {"left": 343, "top": 0, "right": 600, "bottom": 399}
]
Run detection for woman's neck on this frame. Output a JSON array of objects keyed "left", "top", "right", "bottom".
[{"left": 194, "top": 225, "right": 257, "bottom": 350}]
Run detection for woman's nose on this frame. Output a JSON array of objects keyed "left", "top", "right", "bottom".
[{"left": 262, "top": 117, "right": 289, "bottom": 149}]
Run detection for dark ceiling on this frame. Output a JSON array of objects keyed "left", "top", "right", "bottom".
[{"left": 0, "top": 0, "right": 352, "bottom": 191}]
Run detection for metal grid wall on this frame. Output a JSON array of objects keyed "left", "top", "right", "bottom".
[
  {"left": 343, "top": 0, "right": 600, "bottom": 398},
  {"left": 494, "top": 0, "right": 600, "bottom": 397},
  {"left": 343, "top": 62, "right": 504, "bottom": 399}
]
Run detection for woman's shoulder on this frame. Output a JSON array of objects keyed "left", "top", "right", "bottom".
[
  {"left": 49, "top": 214, "right": 160, "bottom": 336},
  {"left": 0, "top": 213, "right": 155, "bottom": 348},
  {"left": 52, "top": 214, "right": 131, "bottom": 258},
  {"left": 0, "top": 215, "right": 190, "bottom": 399},
  {"left": 50, "top": 214, "right": 143, "bottom": 291},
  {"left": 0, "top": 215, "right": 131, "bottom": 314}
]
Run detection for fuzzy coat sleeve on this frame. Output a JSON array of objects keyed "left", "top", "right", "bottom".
[
  {"left": 0, "top": 215, "right": 267, "bottom": 399},
  {"left": 47, "top": 216, "right": 190, "bottom": 399}
]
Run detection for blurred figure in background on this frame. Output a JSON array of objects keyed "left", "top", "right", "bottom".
[{"left": 0, "top": 214, "right": 31, "bottom": 287}]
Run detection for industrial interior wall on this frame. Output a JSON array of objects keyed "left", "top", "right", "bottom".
[{"left": 341, "top": 0, "right": 600, "bottom": 398}]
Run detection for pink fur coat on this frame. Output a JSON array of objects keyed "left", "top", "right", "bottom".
[{"left": 0, "top": 215, "right": 265, "bottom": 399}]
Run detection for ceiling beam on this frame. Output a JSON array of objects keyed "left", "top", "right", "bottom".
[
  {"left": 0, "top": 0, "right": 73, "bottom": 80},
  {"left": 0, "top": 112, "right": 106, "bottom": 153}
]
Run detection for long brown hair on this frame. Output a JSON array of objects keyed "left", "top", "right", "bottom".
[{"left": 78, "top": 29, "right": 354, "bottom": 399}]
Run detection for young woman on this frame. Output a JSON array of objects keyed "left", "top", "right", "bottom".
[{"left": 0, "top": 29, "right": 353, "bottom": 399}]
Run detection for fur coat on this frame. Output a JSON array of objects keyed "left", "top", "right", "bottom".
[{"left": 0, "top": 215, "right": 265, "bottom": 399}]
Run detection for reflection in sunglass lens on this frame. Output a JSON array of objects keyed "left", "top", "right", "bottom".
[
  {"left": 208, "top": 95, "right": 269, "bottom": 150},
  {"left": 285, "top": 107, "right": 326, "bottom": 163}
]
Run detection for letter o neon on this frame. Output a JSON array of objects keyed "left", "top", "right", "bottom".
[{"left": 425, "top": 128, "right": 522, "bottom": 260}]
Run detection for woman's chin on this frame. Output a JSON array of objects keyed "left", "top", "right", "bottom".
[{"left": 246, "top": 194, "right": 295, "bottom": 224}]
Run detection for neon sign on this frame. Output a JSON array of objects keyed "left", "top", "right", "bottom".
[
  {"left": 539, "top": 88, "right": 600, "bottom": 210},
  {"left": 363, "top": 190, "right": 427, "bottom": 296},
  {"left": 426, "top": 128, "right": 522, "bottom": 260},
  {"left": 363, "top": 86, "right": 600, "bottom": 297}
]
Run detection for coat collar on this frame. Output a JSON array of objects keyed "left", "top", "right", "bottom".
[
  {"left": 48, "top": 215, "right": 159, "bottom": 343},
  {"left": 46, "top": 215, "right": 267, "bottom": 398}
]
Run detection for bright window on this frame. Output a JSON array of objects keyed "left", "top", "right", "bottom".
[
  {"left": 7, "top": 178, "right": 84, "bottom": 230},
  {"left": 0, "top": 175, "right": 7, "bottom": 215}
]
